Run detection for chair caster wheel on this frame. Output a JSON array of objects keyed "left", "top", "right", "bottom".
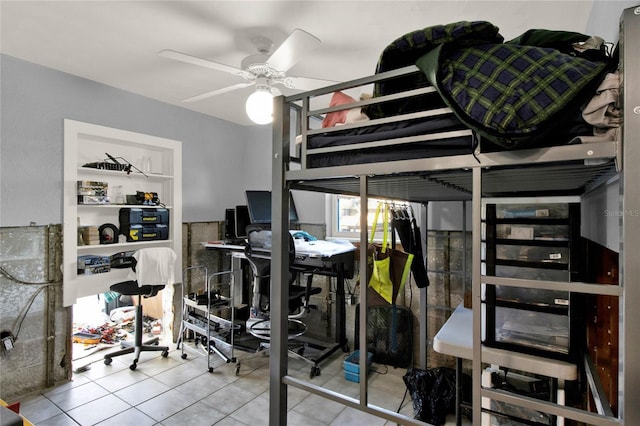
[
  {"left": 130, "top": 362, "right": 137, "bottom": 371},
  {"left": 208, "top": 367, "right": 214, "bottom": 373},
  {"left": 235, "top": 363, "right": 241, "bottom": 375},
  {"left": 104, "top": 358, "right": 112, "bottom": 366},
  {"left": 181, "top": 353, "right": 188, "bottom": 360},
  {"left": 161, "top": 350, "right": 169, "bottom": 358},
  {"left": 310, "top": 366, "right": 320, "bottom": 379}
]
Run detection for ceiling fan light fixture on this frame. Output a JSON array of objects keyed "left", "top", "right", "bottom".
[
  {"left": 245, "top": 86, "right": 273, "bottom": 125},
  {"left": 160, "top": 29, "right": 324, "bottom": 124}
]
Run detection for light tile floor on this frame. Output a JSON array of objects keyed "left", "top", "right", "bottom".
[{"left": 17, "top": 338, "right": 436, "bottom": 426}]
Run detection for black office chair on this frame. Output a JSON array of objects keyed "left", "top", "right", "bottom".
[
  {"left": 245, "top": 227, "right": 319, "bottom": 318},
  {"left": 245, "top": 225, "right": 321, "bottom": 320},
  {"left": 104, "top": 247, "right": 176, "bottom": 370},
  {"left": 242, "top": 225, "right": 322, "bottom": 373}
]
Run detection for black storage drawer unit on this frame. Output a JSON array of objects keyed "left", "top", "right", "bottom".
[
  {"left": 483, "top": 201, "right": 584, "bottom": 362},
  {"left": 119, "top": 207, "right": 169, "bottom": 226}
]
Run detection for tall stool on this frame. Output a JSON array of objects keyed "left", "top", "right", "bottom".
[{"left": 104, "top": 247, "right": 176, "bottom": 370}]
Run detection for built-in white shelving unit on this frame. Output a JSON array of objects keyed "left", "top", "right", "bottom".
[{"left": 63, "top": 119, "right": 182, "bottom": 307}]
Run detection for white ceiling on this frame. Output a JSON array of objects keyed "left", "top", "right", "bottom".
[{"left": 1, "top": 1, "right": 596, "bottom": 126}]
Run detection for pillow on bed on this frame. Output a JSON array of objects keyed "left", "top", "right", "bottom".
[{"left": 322, "top": 91, "right": 357, "bottom": 128}]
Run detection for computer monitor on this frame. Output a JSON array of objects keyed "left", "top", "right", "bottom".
[
  {"left": 234, "top": 205, "right": 251, "bottom": 239},
  {"left": 245, "top": 190, "right": 299, "bottom": 224}
]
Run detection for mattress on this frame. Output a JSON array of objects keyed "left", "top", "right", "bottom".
[
  {"left": 306, "top": 115, "right": 475, "bottom": 168},
  {"left": 304, "top": 106, "right": 593, "bottom": 169}
]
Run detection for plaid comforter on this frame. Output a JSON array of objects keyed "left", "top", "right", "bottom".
[
  {"left": 367, "top": 21, "right": 613, "bottom": 148},
  {"left": 420, "top": 42, "right": 610, "bottom": 148}
]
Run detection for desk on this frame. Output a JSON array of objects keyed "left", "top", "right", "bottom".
[
  {"left": 204, "top": 239, "right": 355, "bottom": 375},
  {"left": 434, "top": 303, "right": 577, "bottom": 425}
]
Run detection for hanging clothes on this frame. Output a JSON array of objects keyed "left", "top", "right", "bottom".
[{"left": 391, "top": 206, "right": 429, "bottom": 288}]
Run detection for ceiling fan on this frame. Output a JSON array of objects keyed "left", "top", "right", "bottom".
[{"left": 159, "top": 28, "right": 333, "bottom": 124}]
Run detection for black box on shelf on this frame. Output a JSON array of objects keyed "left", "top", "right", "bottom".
[
  {"left": 122, "top": 223, "right": 169, "bottom": 242},
  {"left": 119, "top": 207, "right": 169, "bottom": 226}
]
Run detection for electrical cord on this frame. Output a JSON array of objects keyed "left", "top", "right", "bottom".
[
  {"left": 370, "top": 364, "right": 388, "bottom": 375},
  {"left": 0, "top": 265, "right": 59, "bottom": 341},
  {"left": 397, "top": 386, "right": 410, "bottom": 419},
  {"left": 0, "top": 265, "right": 59, "bottom": 286},
  {"left": 12, "top": 284, "right": 54, "bottom": 340}
]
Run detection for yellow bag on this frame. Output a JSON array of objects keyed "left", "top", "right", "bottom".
[{"left": 367, "top": 202, "right": 414, "bottom": 304}]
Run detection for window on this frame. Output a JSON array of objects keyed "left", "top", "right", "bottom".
[{"left": 328, "top": 194, "right": 412, "bottom": 240}]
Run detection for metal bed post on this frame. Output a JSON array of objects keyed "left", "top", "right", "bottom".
[
  {"left": 358, "top": 175, "right": 369, "bottom": 404},
  {"left": 419, "top": 202, "right": 428, "bottom": 370},
  {"left": 472, "top": 167, "right": 483, "bottom": 425},
  {"left": 270, "top": 94, "right": 290, "bottom": 426},
  {"left": 462, "top": 200, "right": 467, "bottom": 299},
  {"left": 620, "top": 6, "right": 640, "bottom": 425},
  {"left": 456, "top": 199, "right": 468, "bottom": 426}
]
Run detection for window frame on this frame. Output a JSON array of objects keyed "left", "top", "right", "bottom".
[{"left": 327, "top": 194, "right": 417, "bottom": 241}]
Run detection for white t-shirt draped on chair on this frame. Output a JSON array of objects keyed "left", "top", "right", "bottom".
[{"left": 131, "top": 247, "right": 177, "bottom": 287}]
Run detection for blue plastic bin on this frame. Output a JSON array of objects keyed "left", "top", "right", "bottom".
[{"left": 343, "top": 350, "right": 373, "bottom": 383}]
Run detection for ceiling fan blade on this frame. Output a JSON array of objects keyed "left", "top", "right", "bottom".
[
  {"left": 284, "top": 76, "right": 338, "bottom": 91},
  {"left": 266, "top": 28, "right": 321, "bottom": 73},
  {"left": 159, "top": 49, "right": 244, "bottom": 76},
  {"left": 181, "top": 82, "right": 255, "bottom": 103}
]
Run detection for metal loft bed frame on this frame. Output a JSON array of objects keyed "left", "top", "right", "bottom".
[{"left": 268, "top": 7, "right": 639, "bottom": 426}]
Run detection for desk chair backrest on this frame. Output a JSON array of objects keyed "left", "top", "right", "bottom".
[{"left": 244, "top": 224, "right": 296, "bottom": 275}]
